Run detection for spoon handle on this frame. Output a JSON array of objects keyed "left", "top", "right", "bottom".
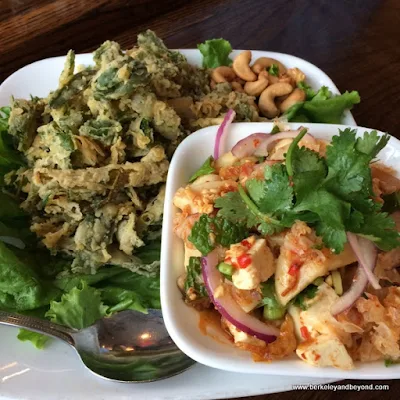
[{"left": 0, "top": 310, "right": 75, "bottom": 345}]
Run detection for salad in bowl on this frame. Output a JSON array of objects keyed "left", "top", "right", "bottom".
[{"left": 170, "top": 112, "right": 400, "bottom": 370}]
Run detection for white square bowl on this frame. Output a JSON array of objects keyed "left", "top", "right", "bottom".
[{"left": 161, "top": 121, "right": 400, "bottom": 380}]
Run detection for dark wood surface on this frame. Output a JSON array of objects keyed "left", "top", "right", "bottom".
[{"left": 0, "top": 0, "right": 399, "bottom": 398}]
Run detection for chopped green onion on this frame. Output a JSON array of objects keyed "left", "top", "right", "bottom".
[
  {"left": 218, "top": 262, "right": 234, "bottom": 276},
  {"left": 263, "top": 304, "right": 286, "bottom": 320}
]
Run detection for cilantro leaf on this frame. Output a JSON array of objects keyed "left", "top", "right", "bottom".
[
  {"left": 189, "top": 156, "right": 215, "bottom": 182},
  {"left": 215, "top": 187, "right": 284, "bottom": 236},
  {"left": 246, "top": 164, "right": 293, "bottom": 214},
  {"left": 197, "top": 39, "right": 232, "bottom": 69},
  {"left": 184, "top": 257, "right": 208, "bottom": 298},
  {"left": 325, "top": 128, "right": 389, "bottom": 212},
  {"left": 356, "top": 130, "right": 390, "bottom": 159},
  {"left": 291, "top": 146, "right": 327, "bottom": 201},
  {"left": 268, "top": 64, "right": 279, "bottom": 76},
  {"left": 46, "top": 282, "right": 107, "bottom": 329},
  {"left": 215, "top": 191, "right": 260, "bottom": 229},
  {"left": 188, "top": 214, "right": 249, "bottom": 255},
  {"left": 351, "top": 212, "right": 400, "bottom": 251},
  {"left": 295, "top": 190, "right": 350, "bottom": 253}
]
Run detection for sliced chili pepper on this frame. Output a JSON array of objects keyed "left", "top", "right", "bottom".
[
  {"left": 288, "top": 262, "right": 301, "bottom": 276},
  {"left": 240, "top": 239, "right": 252, "bottom": 250},
  {"left": 237, "top": 254, "right": 252, "bottom": 268},
  {"left": 300, "top": 326, "right": 310, "bottom": 340}
]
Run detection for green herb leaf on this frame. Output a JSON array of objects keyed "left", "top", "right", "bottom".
[
  {"left": 295, "top": 190, "right": 350, "bottom": 253},
  {"left": 189, "top": 156, "right": 215, "bottom": 182},
  {"left": 268, "top": 64, "right": 279, "bottom": 76},
  {"left": 292, "top": 284, "right": 319, "bottom": 310},
  {"left": 246, "top": 164, "right": 293, "bottom": 214},
  {"left": 197, "top": 39, "right": 233, "bottom": 69},
  {"left": 188, "top": 214, "right": 249, "bottom": 255},
  {"left": 184, "top": 257, "right": 208, "bottom": 298},
  {"left": 291, "top": 146, "right": 327, "bottom": 201}
]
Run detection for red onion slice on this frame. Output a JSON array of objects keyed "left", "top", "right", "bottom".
[
  {"left": 231, "top": 133, "right": 271, "bottom": 158},
  {"left": 331, "top": 264, "right": 368, "bottom": 316},
  {"left": 214, "top": 109, "right": 236, "bottom": 159},
  {"left": 331, "top": 233, "right": 379, "bottom": 315},
  {"left": 201, "top": 250, "right": 279, "bottom": 343},
  {"left": 347, "top": 232, "right": 380, "bottom": 289},
  {"left": 231, "top": 129, "right": 315, "bottom": 158}
]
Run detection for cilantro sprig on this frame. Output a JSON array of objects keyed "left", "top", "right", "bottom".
[{"left": 214, "top": 128, "right": 400, "bottom": 253}]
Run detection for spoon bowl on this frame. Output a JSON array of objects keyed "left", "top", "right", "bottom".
[{"left": 0, "top": 309, "right": 195, "bottom": 382}]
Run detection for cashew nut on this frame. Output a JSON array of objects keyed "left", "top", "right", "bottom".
[
  {"left": 231, "top": 81, "right": 245, "bottom": 93},
  {"left": 244, "top": 71, "right": 269, "bottom": 96},
  {"left": 211, "top": 66, "right": 236, "bottom": 83},
  {"left": 251, "top": 57, "right": 286, "bottom": 75},
  {"left": 259, "top": 82, "right": 294, "bottom": 118},
  {"left": 286, "top": 67, "right": 306, "bottom": 83},
  {"left": 279, "top": 88, "right": 306, "bottom": 113},
  {"left": 232, "top": 50, "right": 257, "bottom": 82}
]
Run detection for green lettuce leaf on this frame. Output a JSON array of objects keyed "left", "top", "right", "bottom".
[
  {"left": 0, "top": 242, "right": 58, "bottom": 310},
  {"left": 17, "top": 329, "right": 50, "bottom": 349},
  {"left": 101, "top": 287, "right": 147, "bottom": 314},
  {"left": 108, "top": 272, "right": 161, "bottom": 309},
  {"left": 197, "top": 39, "right": 232, "bottom": 69},
  {"left": 285, "top": 87, "right": 360, "bottom": 123},
  {"left": 46, "top": 282, "right": 107, "bottom": 329}
]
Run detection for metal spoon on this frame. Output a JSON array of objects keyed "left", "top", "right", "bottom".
[{"left": 0, "top": 309, "right": 195, "bottom": 382}]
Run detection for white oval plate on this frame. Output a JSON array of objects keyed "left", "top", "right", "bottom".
[
  {"left": 161, "top": 121, "right": 400, "bottom": 380},
  {"left": 0, "top": 50, "right": 355, "bottom": 399}
]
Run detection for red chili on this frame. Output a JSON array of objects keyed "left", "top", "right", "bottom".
[
  {"left": 253, "top": 139, "right": 260, "bottom": 147},
  {"left": 288, "top": 262, "right": 301, "bottom": 276},
  {"left": 314, "top": 354, "right": 321, "bottom": 361},
  {"left": 241, "top": 239, "right": 252, "bottom": 250},
  {"left": 237, "top": 254, "right": 252, "bottom": 269},
  {"left": 300, "top": 326, "right": 310, "bottom": 340}
]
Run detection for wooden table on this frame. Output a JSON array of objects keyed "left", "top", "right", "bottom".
[{"left": 1, "top": 0, "right": 399, "bottom": 398}]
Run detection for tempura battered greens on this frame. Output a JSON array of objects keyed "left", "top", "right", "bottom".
[{"left": 5, "top": 31, "right": 261, "bottom": 277}]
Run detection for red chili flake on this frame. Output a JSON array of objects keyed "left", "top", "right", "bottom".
[
  {"left": 288, "top": 262, "right": 301, "bottom": 276},
  {"left": 301, "top": 352, "right": 307, "bottom": 360},
  {"left": 240, "top": 163, "right": 253, "bottom": 177},
  {"left": 314, "top": 354, "right": 321, "bottom": 361},
  {"left": 300, "top": 326, "right": 310, "bottom": 340},
  {"left": 237, "top": 254, "right": 252, "bottom": 269},
  {"left": 253, "top": 139, "right": 260, "bottom": 147},
  {"left": 241, "top": 239, "right": 252, "bottom": 250}
]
